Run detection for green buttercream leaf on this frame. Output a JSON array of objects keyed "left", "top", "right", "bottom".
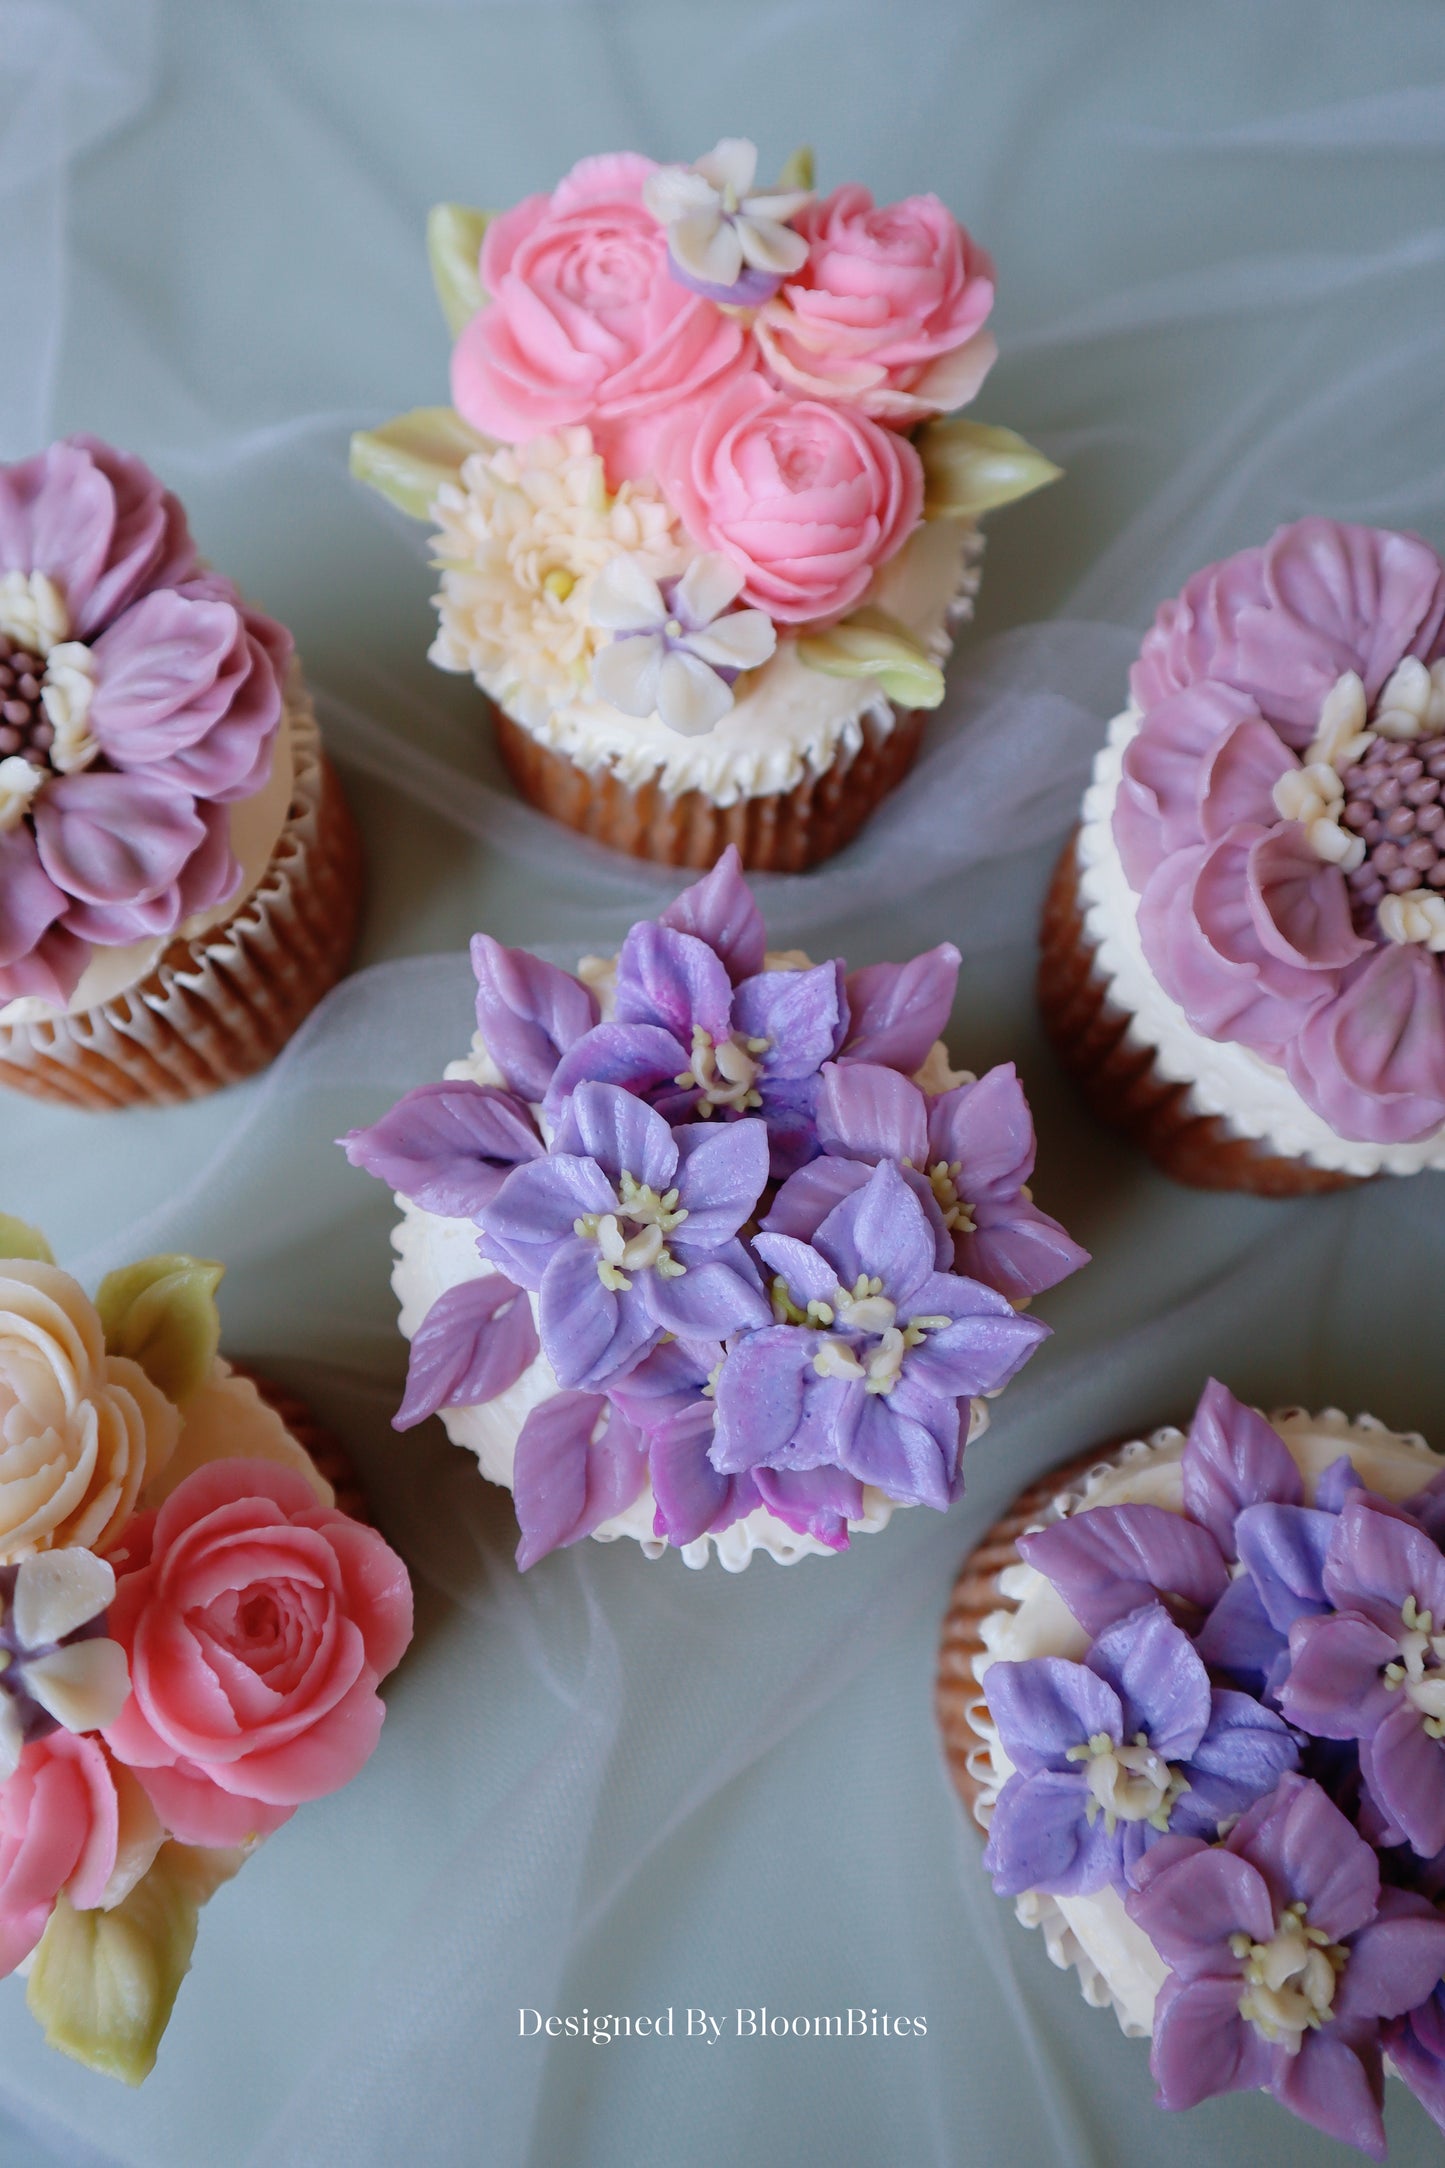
[
  {"left": 349, "top": 406, "right": 495, "bottom": 520},
  {"left": 0, "top": 1216, "right": 54, "bottom": 1265},
  {"left": 917, "top": 418, "right": 1063, "bottom": 519},
  {"left": 795, "top": 610, "right": 946, "bottom": 709},
  {"left": 427, "top": 202, "right": 491, "bottom": 335},
  {"left": 777, "top": 145, "right": 815, "bottom": 192},
  {"left": 25, "top": 1844, "right": 236, "bottom": 2085},
  {"left": 95, "top": 1254, "right": 223, "bottom": 1407}
]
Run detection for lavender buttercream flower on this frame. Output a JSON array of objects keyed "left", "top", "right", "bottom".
[{"left": 982, "top": 1601, "right": 1298, "bottom": 1898}]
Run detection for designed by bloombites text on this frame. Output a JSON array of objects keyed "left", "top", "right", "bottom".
[{"left": 518, "top": 2007, "right": 925, "bottom": 2044}]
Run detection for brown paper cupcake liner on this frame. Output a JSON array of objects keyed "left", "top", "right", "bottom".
[
  {"left": 0, "top": 682, "right": 364, "bottom": 1111},
  {"left": 1037, "top": 832, "right": 1358, "bottom": 1197},
  {"left": 494, "top": 702, "right": 925, "bottom": 872},
  {"left": 236, "top": 1366, "right": 372, "bottom": 1526}
]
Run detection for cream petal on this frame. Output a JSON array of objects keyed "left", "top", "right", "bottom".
[
  {"left": 588, "top": 555, "right": 667, "bottom": 633},
  {"left": 641, "top": 166, "right": 716, "bottom": 226},
  {"left": 909, "top": 328, "right": 999, "bottom": 417},
  {"left": 674, "top": 553, "right": 746, "bottom": 629},
  {"left": 736, "top": 215, "right": 810, "bottom": 276},
  {"left": 23, "top": 1638, "right": 130, "bottom": 1734},
  {"left": 684, "top": 609, "right": 777, "bottom": 672},
  {"left": 694, "top": 137, "right": 757, "bottom": 201},
  {"left": 0, "top": 1700, "right": 20, "bottom": 1782},
  {"left": 592, "top": 634, "right": 665, "bottom": 717},
  {"left": 742, "top": 189, "right": 813, "bottom": 224},
  {"left": 670, "top": 210, "right": 743, "bottom": 288},
  {"left": 655, "top": 650, "right": 734, "bottom": 736},
  {"left": 12, "top": 1547, "right": 114, "bottom": 1647}
]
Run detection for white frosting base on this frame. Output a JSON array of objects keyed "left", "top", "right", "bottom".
[
  {"left": 969, "top": 1409, "right": 1444, "bottom": 2038},
  {"left": 0, "top": 686, "right": 299, "bottom": 1027},
  {"left": 497, "top": 519, "right": 981, "bottom": 805},
  {"left": 1077, "top": 707, "right": 1445, "bottom": 1175}
]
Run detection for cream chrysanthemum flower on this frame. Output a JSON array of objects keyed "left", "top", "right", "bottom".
[{"left": 428, "top": 428, "right": 685, "bottom": 729}]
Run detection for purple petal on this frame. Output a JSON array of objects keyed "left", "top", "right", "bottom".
[
  {"left": 810, "top": 1160, "right": 937, "bottom": 1304},
  {"left": 658, "top": 845, "right": 765, "bottom": 981},
  {"left": 815, "top": 1062, "right": 928, "bottom": 1166},
  {"left": 1324, "top": 1494, "right": 1445, "bottom": 1633},
  {"left": 1178, "top": 1689, "right": 1300, "bottom": 1836},
  {"left": 1147, "top": 1972, "right": 1277, "bottom": 2111},
  {"left": 751, "top": 1231, "right": 839, "bottom": 1309},
  {"left": 545, "top": 1021, "right": 689, "bottom": 1121},
  {"left": 512, "top": 1392, "right": 648, "bottom": 1570},
  {"left": 841, "top": 943, "right": 961, "bottom": 1071},
  {"left": 565, "top": 1082, "right": 678, "bottom": 1193},
  {"left": 394, "top": 1274, "right": 538, "bottom": 1429},
  {"left": 671, "top": 1117, "right": 769, "bottom": 1245},
  {"left": 1019, "top": 1505, "right": 1229, "bottom": 1637},
  {"left": 927, "top": 1064, "right": 1036, "bottom": 1198},
  {"left": 954, "top": 1195, "right": 1089, "bottom": 1303},
  {"left": 537, "top": 1240, "right": 657, "bottom": 1392},
  {"left": 341, "top": 1082, "right": 541, "bottom": 1217},
  {"left": 477, "top": 1155, "right": 616, "bottom": 1291},
  {"left": 33, "top": 770, "right": 205, "bottom": 905},
  {"left": 762, "top": 1155, "right": 872, "bottom": 1242},
  {"left": 1360, "top": 1701, "right": 1445, "bottom": 1859},
  {"left": 1231, "top": 1773, "right": 1379, "bottom": 1943},
  {"left": 0, "top": 823, "right": 66, "bottom": 969},
  {"left": 1382, "top": 1987, "right": 1445, "bottom": 2133},
  {"left": 88, "top": 588, "right": 242, "bottom": 759},
  {"left": 1280, "top": 1612, "right": 1400, "bottom": 1741},
  {"left": 753, "top": 1463, "right": 862, "bottom": 1549},
  {"left": 837, "top": 1382, "right": 957, "bottom": 1510},
  {"left": 1194, "top": 1571, "right": 1287, "bottom": 1691},
  {"left": 470, "top": 935, "right": 599, "bottom": 1099},
  {"left": 1337, "top": 1888, "right": 1445, "bottom": 2026},
  {"left": 733, "top": 961, "right": 846, "bottom": 1081},
  {"left": 709, "top": 1329, "right": 826, "bottom": 1474},
  {"left": 1127, "top": 1835, "right": 1273, "bottom": 1969},
  {"left": 648, "top": 1399, "right": 757, "bottom": 1546},
  {"left": 749, "top": 1074, "right": 822, "bottom": 1181},
  {"left": 1317, "top": 1454, "right": 1369, "bottom": 1515},
  {"left": 901, "top": 1274, "right": 1050, "bottom": 1399},
  {"left": 615, "top": 921, "right": 733, "bottom": 1042},
  {"left": 1404, "top": 1469, "right": 1445, "bottom": 1548},
  {"left": 1086, "top": 1603, "right": 1211, "bottom": 1760},
  {"left": 1181, "top": 1379, "right": 1303, "bottom": 1559},
  {"left": 643, "top": 1244, "right": 769, "bottom": 1339},
  {"left": 1273, "top": 2031, "right": 1385, "bottom": 2161},
  {"left": 983, "top": 1654, "right": 1122, "bottom": 1773},
  {"left": 0, "top": 919, "right": 88, "bottom": 1007},
  {"left": 1234, "top": 1502, "right": 1336, "bottom": 1631},
  {"left": 981, "top": 1767, "right": 1118, "bottom": 1898}
]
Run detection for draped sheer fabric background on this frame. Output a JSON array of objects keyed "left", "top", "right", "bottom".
[{"left": 2, "top": 3, "right": 1445, "bottom": 2161}]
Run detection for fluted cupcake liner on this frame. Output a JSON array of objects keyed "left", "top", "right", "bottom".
[
  {"left": 1036, "top": 833, "right": 1358, "bottom": 1197},
  {"left": 0, "top": 685, "right": 363, "bottom": 1111},
  {"left": 494, "top": 703, "right": 926, "bottom": 872}
]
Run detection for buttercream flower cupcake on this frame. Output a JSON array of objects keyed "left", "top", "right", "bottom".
[
  {"left": 0, "top": 437, "right": 363, "bottom": 1108},
  {"left": 1041, "top": 518, "right": 1445, "bottom": 1191},
  {"left": 0, "top": 1214, "right": 412, "bottom": 2082},
  {"left": 343, "top": 848, "right": 1085, "bottom": 1568},
  {"left": 937, "top": 1377, "right": 1445, "bottom": 2160},
  {"left": 351, "top": 139, "right": 1059, "bottom": 870}
]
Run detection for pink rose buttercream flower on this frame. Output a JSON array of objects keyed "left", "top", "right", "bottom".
[
  {"left": 0, "top": 1731, "right": 161, "bottom": 1975},
  {"left": 658, "top": 372, "right": 924, "bottom": 625},
  {"left": 103, "top": 1460, "right": 412, "bottom": 1847},
  {"left": 754, "top": 185, "right": 996, "bottom": 425},
  {"left": 450, "top": 152, "right": 749, "bottom": 487}
]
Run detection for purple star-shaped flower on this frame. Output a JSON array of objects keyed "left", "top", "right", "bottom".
[
  {"left": 982, "top": 1601, "right": 1298, "bottom": 1898},
  {"left": 766, "top": 1059, "right": 1088, "bottom": 1303},
  {"left": 478, "top": 1080, "right": 770, "bottom": 1394},
  {"left": 710, "top": 1161, "right": 1047, "bottom": 1512},
  {"left": 1126, "top": 1773, "right": 1445, "bottom": 2159}
]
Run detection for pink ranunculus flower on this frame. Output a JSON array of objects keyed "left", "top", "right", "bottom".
[
  {"left": 102, "top": 1460, "right": 412, "bottom": 1848},
  {"left": 450, "top": 152, "right": 749, "bottom": 488},
  {"left": 0, "top": 437, "right": 291, "bottom": 1008},
  {"left": 0, "top": 1731, "right": 162, "bottom": 1976},
  {"left": 754, "top": 185, "right": 996, "bottom": 425},
  {"left": 658, "top": 372, "right": 924, "bottom": 625}
]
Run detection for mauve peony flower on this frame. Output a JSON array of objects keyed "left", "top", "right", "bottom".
[
  {"left": 450, "top": 153, "right": 749, "bottom": 487},
  {"left": 103, "top": 1459, "right": 412, "bottom": 1848},
  {"left": 656, "top": 372, "right": 923, "bottom": 625},
  {"left": 755, "top": 184, "right": 997, "bottom": 425},
  {"left": 0, "top": 1731, "right": 162, "bottom": 1976},
  {"left": 0, "top": 438, "right": 290, "bottom": 1008}
]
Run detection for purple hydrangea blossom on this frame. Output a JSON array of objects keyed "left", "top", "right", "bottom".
[
  {"left": 478, "top": 1081, "right": 770, "bottom": 1393},
  {"left": 982, "top": 1601, "right": 1298, "bottom": 1898},
  {"left": 711, "top": 1161, "right": 1047, "bottom": 1511},
  {"left": 1126, "top": 1774, "right": 1445, "bottom": 2159}
]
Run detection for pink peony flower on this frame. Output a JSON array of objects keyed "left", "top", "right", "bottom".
[
  {"left": 0, "top": 437, "right": 291, "bottom": 1008},
  {"left": 102, "top": 1460, "right": 412, "bottom": 1848},
  {"left": 0, "top": 1731, "right": 158, "bottom": 1976},
  {"left": 657, "top": 372, "right": 923, "bottom": 625},
  {"left": 451, "top": 153, "right": 749, "bottom": 487},
  {"left": 754, "top": 185, "right": 996, "bottom": 425}
]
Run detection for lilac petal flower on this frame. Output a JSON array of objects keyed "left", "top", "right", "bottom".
[
  {"left": 929, "top": 1064, "right": 1035, "bottom": 1194},
  {"left": 1383, "top": 1980, "right": 1445, "bottom": 2136},
  {"left": 1323, "top": 1494, "right": 1445, "bottom": 1635},
  {"left": 393, "top": 1274, "right": 539, "bottom": 1430},
  {"left": 1180, "top": 1378, "right": 1303, "bottom": 1560},
  {"left": 1281, "top": 1612, "right": 1402, "bottom": 1740},
  {"left": 815, "top": 1061, "right": 929, "bottom": 1167},
  {"left": 545, "top": 1022, "right": 687, "bottom": 1117},
  {"left": 1148, "top": 1971, "right": 1278, "bottom": 2111},
  {"left": 658, "top": 845, "right": 766, "bottom": 982},
  {"left": 1194, "top": 1571, "right": 1287, "bottom": 1694},
  {"left": 752, "top": 1464, "right": 863, "bottom": 1549},
  {"left": 732, "top": 963, "right": 846, "bottom": 1082},
  {"left": 616, "top": 921, "right": 732, "bottom": 1043},
  {"left": 956, "top": 1195, "right": 1088, "bottom": 1305},
  {"left": 840, "top": 943, "right": 961, "bottom": 1070},
  {"left": 648, "top": 1399, "right": 758, "bottom": 1547},
  {"left": 1127, "top": 1834, "right": 1276, "bottom": 1969},
  {"left": 1275, "top": 2033, "right": 1386, "bottom": 2159},
  {"left": 1317, "top": 1453, "right": 1369, "bottom": 1514},
  {"left": 1234, "top": 1500, "right": 1336, "bottom": 1632},
  {"left": 340, "top": 1081, "right": 542, "bottom": 1217},
  {"left": 1086, "top": 1604, "right": 1211, "bottom": 1762},
  {"left": 982, "top": 1767, "right": 1120, "bottom": 1897},
  {"left": 710, "top": 1328, "right": 838, "bottom": 1474},
  {"left": 1361, "top": 1702, "right": 1445, "bottom": 1858},
  {"left": 470, "top": 934, "right": 599, "bottom": 1100},
  {"left": 1019, "top": 1505, "right": 1229, "bottom": 1637},
  {"left": 478, "top": 1153, "right": 617, "bottom": 1290},
  {"left": 809, "top": 1160, "right": 936, "bottom": 1303},
  {"left": 761, "top": 1154, "right": 888, "bottom": 1245},
  {"left": 643, "top": 1241, "right": 767, "bottom": 1338},
  {"left": 563, "top": 1078, "right": 679, "bottom": 1193},
  {"left": 511, "top": 1391, "right": 648, "bottom": 1570},
  {"left": 1231, "top": 1773, "right": 1380, "bottom": 1944},
  {"left": 671, "top": 1121, "right": 770, "bottom": 1247},
  {"left": 537, "top": 1240, "right": 664, "bottom": 1393},
  {"left": 1406, "top": 1469, "right": 1445, "bottom": 1548},
  {"left": 1179, "top": 1689, "right": 1300, "bottom": 1837},
  {"left": 984, "top": 1652, "right": 1123, "bottom": 1774},
  {"left": 890, "top": 1274, "right": 1048, "bottom": 1400},
  {"left": 1334, "top": 1885, "right": 1445, "bottom": 2026},
  {"left": 841, "top": 1378, "right": 959, "bottom": 1509}
]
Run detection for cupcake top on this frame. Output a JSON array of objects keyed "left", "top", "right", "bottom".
[
  {"left": 343, "top": 848, "right": 1086, "bottom": 1569},
  {"left": 1100, "top": 520, "right": 1445, "bottom": 1154},
  {"left": 0, "top": 1216, "right": 412, "bottom": 2082},
  {"left": 350, "top": 141, "right": 1059, "bottom": 798},
  {"left": 968, "top": 1378, "right": 1445, "bottom": 2159},
  {"left": 0, "top": 438, "right": 295, "bottom": 1020}
]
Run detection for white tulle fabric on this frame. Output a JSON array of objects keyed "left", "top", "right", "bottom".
[{"left": 4, "top": 6, "right": 1445, "bottom": 2165}]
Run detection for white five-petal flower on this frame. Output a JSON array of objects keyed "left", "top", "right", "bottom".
[
  {"left": 0, "top": 1549, "right": 130, "bottom": 1779},
  {"left": 642, "top": 138, "right": 811, "bottom": 293},
  {"left": 590, "top": 554, "right": 777, "bottom": 736}
]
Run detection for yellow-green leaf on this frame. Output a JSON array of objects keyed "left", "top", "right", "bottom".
[
  {"left": 95, "top": 1254, "right": 223, "bottom": 1407},
  {"left": 0, "top": 1215, "right": 54, "bottom": 1265},
  {"left": 795, "top": 610, "right": 946, "bottom": 708},
  {"left": 25, "top": 1842, "right": 242, "bottom": 2085},
  {"left": 776, "top": 145, "right": 815, "bottom": 193},
  {"left": 917, "top": 418, "right": 1062, "bottom": 520},
  {"left": 427, "top": 202, "right": 491, "bottom": 335},
  {"left": 349, "top": 406, "right": 496, "bottom": 520}
]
